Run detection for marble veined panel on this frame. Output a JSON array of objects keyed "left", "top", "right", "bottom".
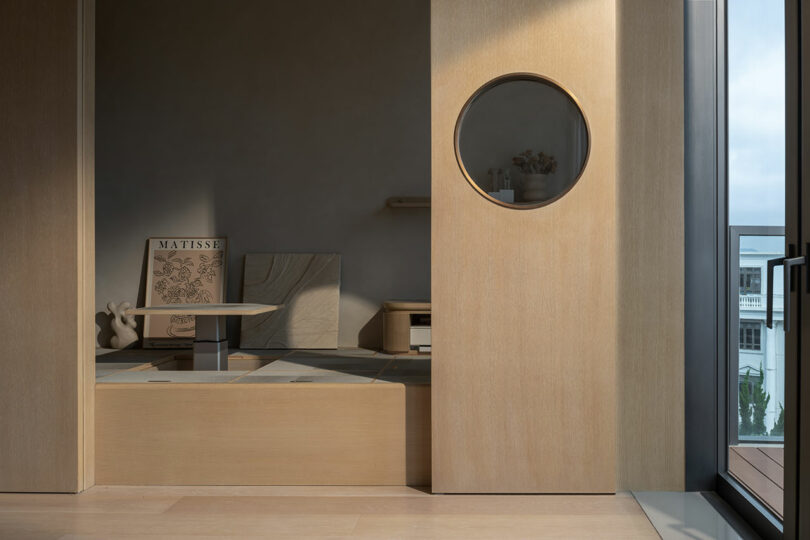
[{"left": 240, "top": 253, "right": 340, "bottom": 349}]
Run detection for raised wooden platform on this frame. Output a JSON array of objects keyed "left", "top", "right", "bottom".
[{"left": 95, "top": 349, "right": 430, "bottom": 486}]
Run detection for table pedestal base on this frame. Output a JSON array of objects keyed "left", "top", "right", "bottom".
[
  {"left": 193, "top": 340, "right": 228, "bottom": 370},
  {"left": 194, "top": 315, "right": 228, "bottom": 371}
]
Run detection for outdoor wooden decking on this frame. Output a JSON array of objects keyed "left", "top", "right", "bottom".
[{"left": 728, "top": 445, "right": 784, "bottom": 519}]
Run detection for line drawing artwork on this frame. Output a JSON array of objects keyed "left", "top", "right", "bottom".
[
  {"left": 143, "top": 238, "right": 227, "bottom": 347},
  {"left": 152, "top": 250, "right": 223, "bottom": 336}
]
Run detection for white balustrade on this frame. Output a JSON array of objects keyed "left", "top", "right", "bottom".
[{"left": 739, "top": 294, "right": 783, "bottom": 312}]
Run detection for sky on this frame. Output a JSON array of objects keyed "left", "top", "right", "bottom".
[
  {"left": 740, "top": 233, "right": 784, "bottom": 255},
  {"left": 728, "top": 0, "right": 785, "bottom": 227}
]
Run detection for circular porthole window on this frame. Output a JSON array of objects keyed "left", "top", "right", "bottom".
[{"left": 454, "top": 73, "right": 590, "bottom": 209}]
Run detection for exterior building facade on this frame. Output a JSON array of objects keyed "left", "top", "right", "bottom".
[{"left": 737, "top": 234, "right": 785, "bottom": 439}]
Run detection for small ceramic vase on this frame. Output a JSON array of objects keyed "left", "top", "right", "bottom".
[{"left": 522, "top": 173, "right": 550, "bottom": 202}]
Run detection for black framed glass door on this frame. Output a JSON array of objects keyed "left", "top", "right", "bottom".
[
  {"left": 725, "top": 0, "right": 788, "bottom": 526},
  {"left": 786, "top": 1, "right": 810, "bottom": 535},
  {"left": 721, "top": 1, "right": 807, "bottom": 537},
  {"left": 727, "top": 226, "right": 786, "bottom": 520}
]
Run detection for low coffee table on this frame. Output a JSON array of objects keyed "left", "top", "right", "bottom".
[{"left": 125, "top": 303, "right": 283, "bottom": 371}]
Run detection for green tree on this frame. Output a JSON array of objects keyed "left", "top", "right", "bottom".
[
  {"left": 770, "top": 403, "right": 785, "bottom": 437},
  {"left": 751, "top": 364, "right": 771, "bottom": 435},
  {"left": 739, "top": 369, "right": 753, "bottom": 436}
]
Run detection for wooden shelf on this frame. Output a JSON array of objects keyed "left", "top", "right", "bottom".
[
  {"left": 386, "top": 196, "right": 430, "bottom": 208},
  {"left": 125, "top": 303, "right": 283, "bottom": 316}
]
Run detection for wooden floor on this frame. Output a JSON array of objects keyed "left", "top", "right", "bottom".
[
  {"left": 728, "top": 445, "right": 784, "bottom": 519},
  {"left": 0, "top": 486, "right": 659, "bottom": 539}
]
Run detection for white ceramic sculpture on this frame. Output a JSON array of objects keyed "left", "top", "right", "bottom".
[{"left": 108, "top": 301, "right": 138, "bottom": 349}]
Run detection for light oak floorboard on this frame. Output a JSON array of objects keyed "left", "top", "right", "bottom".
[
  {"left": 0, "top": 487, "right": 658, "bottom": 539},
  {"left": 165, "top": 494, "right": 646, "bottom": 516},
  {"left": 351, "top": 514, "right": 658, "bottom": 539}
]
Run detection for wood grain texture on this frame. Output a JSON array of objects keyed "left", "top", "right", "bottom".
[
  {"left": 79, "top": 0, "right": 96, "bottom": 491},
  {"left": 616, "top": 0, "right": 685, "bottom": 491},
  {"left": 95, "top": 383, "right": 430, "bottom": 485},
  {"left": 731, "top": 447, "right": 784, "bottom": 488},
  {"left": 241, "top": 253, "right": 341, "bottom": 349},
  {"left": 728, "top": 446, "right": 784, "bottom": 519},
  {"left": 729, "top": 446, "right": 784, "bottom": 518},
  {"left": 431, "top": 0, "right": 616, "bottom": 493},
  {"left": 0, "top": 487, "right": 659, "bottom": 539},
  {"left": 760, "top": 445, "right": 785, "bottom": 466},
  {"left": 405, "top": 385, "right": 432, "bottom": 485},
  {"left": 383, "top": 305, "right": 430, "bottom": 354},
  {"left": 0, "top": 0, "right": 90, "bottom": 493}
]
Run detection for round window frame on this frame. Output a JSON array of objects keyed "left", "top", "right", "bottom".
[{"left": 453, "top": 72, "right": 592, "bottom": 210}]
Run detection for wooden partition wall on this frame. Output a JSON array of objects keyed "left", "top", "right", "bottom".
[
  {"left": 0, "top": 0, "right": 681, "bottom": 493},
  {"left": 431, "top": 0, "right": 617, "bottom": 493},
  {"left": 0, "top": 0, "right": 94, "bottom": 492},
  {"left": 616, "top": 0, "right": 684, "bottom": 491}
]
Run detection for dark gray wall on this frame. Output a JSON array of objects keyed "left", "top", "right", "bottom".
[
  {"left": 95, "top": 0, "right": 430, "bottom": 348},
  {"left": 684, "top": 0, "right": 722, "bottom": 492}
]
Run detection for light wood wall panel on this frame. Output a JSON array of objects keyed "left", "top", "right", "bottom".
[
  {"left": 616, "top": 0, "right": 685, "bottom": 491},
  {"left": 79, "top": 0, "right": 96, "bottom": 490},
  {"left": 96, "top": 384, "right": 431, "bottom": 486},
  {"left": 431, "top": 0, "right": 617, "bottom": 493},
  {"left": 0, "top": 0, "right": 94, "bottom": 493}
]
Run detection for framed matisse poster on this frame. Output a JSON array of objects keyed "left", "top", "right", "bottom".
[{"left": 143, "top": 237, "right": 228, "bottom": 348}]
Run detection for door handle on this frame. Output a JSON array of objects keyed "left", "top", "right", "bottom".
[
  {"left": 767, "top": 254, "right": 807, "bottom": 331},
  {"left": 766, "top": 257, "right": 785, "bottom": 329},
  {"left": 782, "top": 256, "right": 806, "bottom": 333}
]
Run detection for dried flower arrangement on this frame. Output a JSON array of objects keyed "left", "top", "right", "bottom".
[{"left": 512, "top": 150, "right": 557, "bottom": 174}]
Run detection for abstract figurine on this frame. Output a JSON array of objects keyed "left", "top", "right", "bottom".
[{"left": 108, "top": 301, "right": 138, "bottom": 349}]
